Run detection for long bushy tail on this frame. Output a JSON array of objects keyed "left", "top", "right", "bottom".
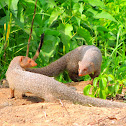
[
  {"left": 32, "top": 33, "right": 44, "bottom": 61},
  {"left": 55, "top": 82, "right": 126, "bottom": 108}
]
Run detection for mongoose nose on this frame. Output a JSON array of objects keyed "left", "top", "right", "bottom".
[
  {"left": 79, "top": 74, "right": 83, "bottom": 76},
  {"left": 35, "top": 63, "right": 37, "bottom": 66}
]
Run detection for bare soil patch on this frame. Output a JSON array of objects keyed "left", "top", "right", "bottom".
[{"left": 0, "top": 80, "right": 126, "bottom": 126}]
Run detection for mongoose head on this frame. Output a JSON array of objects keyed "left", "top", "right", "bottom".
[
  {"left": 78, "top": 61, "right": 94, "bottom": 76},
  {"left": 20, "top": 56, "right": 37, "bottom": 69}
]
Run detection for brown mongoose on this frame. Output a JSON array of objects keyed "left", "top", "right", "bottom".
[
  {"left": 6, "top": 56, "right": 126, "bottom": 108},
  {"left": 26, "top": 45, "right": 102, "bottom": 82}
]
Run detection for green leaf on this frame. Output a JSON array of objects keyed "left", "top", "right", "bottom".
[
  {"left": 77, "top": 27, "right": 92, "bottom": 44},
  {"left": 99, "top": 77, "right": 107, "bottom": 90},
  {"left": 42, "top": 35, "right": 59, "bottom": 58},
  {"left": 94, "top": 11, "right": 117, "bottom": 22},
  {"left": 99, "top": 79, "right": 103, "bottom": 90},
  {"left": 70, "top": 40, "right": 78, "bottom": 50},
  {"left": 114, "top": 84, "right": 119, "bottom": 94},
  {"left": 108, "top": 85, "right": 115, "bottom": 94},
  {"left": 83, "top": 84, "right": 92, "bottom": 95},
  {"left": 122, "top": 79, "right": 126, "bottom": 86},
  {"left": 117, "top": 66, "right": 126, "bottom": 74},
  {"left": 45, "top": 29, "right": 60, "bottom": 36},
  {"left": 87, "top": 0, "right": 105, "bottom": 9},
  {"left": 0, "top": 16, "right": 6, "bottom": 25},
  {"left": 0, "top": 43, "right": 4, "bottom": 58},
  {"left": 107, "top": 74, "right": 114, "bottom": 81},
  {"left": 93, "top": 77, "right": 100, "bottom": 87},
  {"left": 73, "top": 3, "right": 83, "bottom": 14},
  {"left": 58, "top": 23, "right": 73, "bottom": 53},
  {"left": 12, "top": 14, "right": 24, "bottom": 29},
  {"left": 48, "top": 7, "right": 64, "bottom": 26},
  {"left": 10, "top": 0, "right": 19, "bottom": 17},
  {"left": 99, "top": 89, "right": 106, "bottom": 99},
  {"left": 87, "top": 8, "right": 98, "bottom": 16},
  {"left": 102, "top": 77, "right": 107, "bottom": 88},
  {"left": 46, "top": 0, "right": 56, "bottom": 8}
]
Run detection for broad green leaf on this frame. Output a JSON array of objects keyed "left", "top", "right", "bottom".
[
  {"left": 72, "top": 0, "right": 80, "bottom": 3},
  {"left": 73, "top": 3, "right": 83, "bottom": 14},
  {"left": 102, "top": 77, "right": 107, "bottom": 89},
  {"left": 117, "top": 66, "right": 126, "bottom": 74},
  {"left": 99, "top": 77, "right": 107, "bottom": 90},
  {"left": 0, "top": 16, "right": 6, "bottom": 25},
  {"left": 99, "top": 89, "right": 106, "bottom": 99},
  {"left": 75, "top": 16, "right": 81, "bottom": 26},
  {"left": 97, "top": 26, "right": 108, "bottom": 32},
  {"left": 46, "top": 0, "right": 56, "bottom": 8},
  {"left": 114, "top": 84, "right": 119, "bottom": 94},
  {"left": 45, "top": 29, "right": 60, "bottom": 36},
  {"left": 94, "top": 11, "right": 117, "bottom": 22},
  {"left": 99, "top": 79, "right": 103, "bottom": 90},
  {"left": 58, "top": 23, "right": 73, "bottom": 53},
  {"left": 13, "top": 15, "right": 24, "bottom": 30},
  {"left": 108, "top": 85, "right": 115, "bottom": 94},
  {"left": 42, "top": 35, "right": 59, "bottom": 58},
  {"left": 65, "top": 24, "right": 73, "bottom": 37},
  {"left": 0, "top": 1, "right": 7, "bottom": 9},
  {"left": 87, "top": 0, "right": 105, "bottom": 9},
  {"left": 86, "top": 8, "right": 98, "bottom": 16},
  {"left": 77, "top": 27, "right": 92, "bottom": 44},
  {"left": 122, "top": 79, "right": 126, "bottom": 86},
  {"left": 79, "top": 3, "right": 84, "bottom": 14},
  {"left": 107, "top": 74, "right": 114, "bottom": 81},
  {"left": 83, "top": 84, "right": 92, "bottom": 95},
  {"left": 93, "top": 77, "right": 100, "bottom": 87},
  {"left": 70, "top": 40, "right": 78, "bottom": 50},
  {"left": 48, "top": 8, "right": 64, "bottom": 26},
  {"left": 10, "top": 0, "right": 19, "bottom": 17},
  {"left": 73, "top": 3, "right": 80, "bottom": 13}
]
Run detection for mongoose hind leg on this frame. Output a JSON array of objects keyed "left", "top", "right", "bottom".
[{"left": 10, "top": 88, "right": 15, "bottom": 98}]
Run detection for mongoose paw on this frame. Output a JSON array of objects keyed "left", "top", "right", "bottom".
[
  {"left": 22, "top": 93, "right": 27, "bottom": 97},
  {"left": 8, "top": 96, "right": 15, "bottom": 99},
  {"left": 88, "top": 79, "right": 93, "bottom": 85}
]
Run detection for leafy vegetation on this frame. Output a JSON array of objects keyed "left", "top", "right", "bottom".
[{"left": 0, "top": 0, "right": 126, "bottom": 99}]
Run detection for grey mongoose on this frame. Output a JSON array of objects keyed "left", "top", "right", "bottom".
[
  {"left": 6, "top": 56, "right": 126, "bottom": 108},
  {"left": 26, "top": 45, "right": 102, "bottom": 82}
]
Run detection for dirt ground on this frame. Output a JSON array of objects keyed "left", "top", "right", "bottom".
[{"left": 0, "top": 80, "right": 126, "bottom": 126}]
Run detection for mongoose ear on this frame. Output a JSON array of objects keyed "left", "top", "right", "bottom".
[{"left": 20, "top": 56, "right": 24, "bottom": 62}]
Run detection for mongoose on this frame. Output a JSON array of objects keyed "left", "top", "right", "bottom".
[
  {"left": 26, "top": 45, "right": 102, "bottom": 82},
  {"left": 6, "top": 56, "right": 126, "bottom": 108}
]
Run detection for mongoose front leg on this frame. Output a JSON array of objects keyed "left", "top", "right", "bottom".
[
  {"left": 10, "top": 88, "right": 15, "bottom": 98},
  {"left": 89, "top": 70, "right": 101, "bottom": 84},
  {"left": 68, "top": 72, "right": 80, "bottom": 82}
]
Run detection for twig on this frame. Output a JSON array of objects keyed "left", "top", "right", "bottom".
[
  {"left": 59, "top": 99, "right": 70, "bottom": 116},
  {"left": 26, "top": 0, "right": 38, "bottom": 57}
]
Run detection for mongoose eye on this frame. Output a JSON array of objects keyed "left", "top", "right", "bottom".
[{"left": 83, "top": 68, "right": 87, "bottom": 71}]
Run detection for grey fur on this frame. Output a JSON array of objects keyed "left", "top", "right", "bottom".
[
  {"left": 26, "top": 45, "right": 102, "bottom": 81},
  {"left": 6, "top": 56, "right": 126, "bottom": 108}
]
